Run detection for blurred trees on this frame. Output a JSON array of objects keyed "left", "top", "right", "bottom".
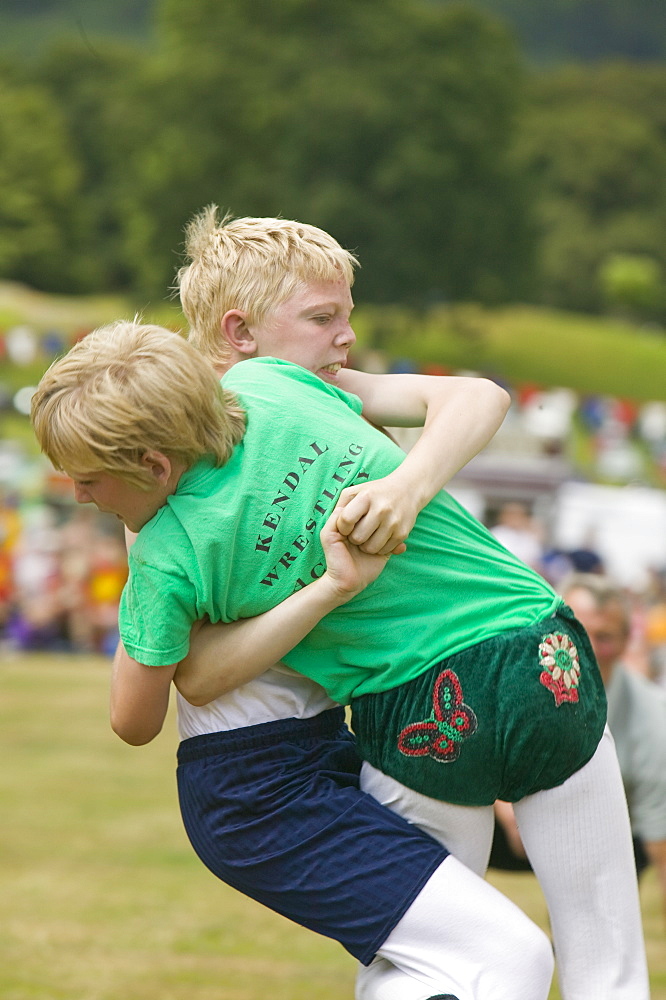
[
  {"left": 516, "top": 64, "right": 666, "bottom": 316},
  {"left": 1, "top": 0, "right": 535, "bottom": 305},
  {"left": 30, "top": 40, "right": 146, "bottom": 291},
  {"left": 0, "top": 77, "right": 81, "bottom": 290},
  {"left": 148, "top": 0, "right": 533, "bottom": 304},
  {"left": 599, "top": 254, "right": 664, "bottom": 321},
  {"left": 0, "top": 0, "right": 664, "bottom": 323},
  {"left": 0, "top": 0, "right": 151, "bottom": 52}
]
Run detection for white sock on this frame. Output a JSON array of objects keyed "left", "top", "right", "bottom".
[{"left": 515, "top": 727, "right": 649, "bottom": 1000}]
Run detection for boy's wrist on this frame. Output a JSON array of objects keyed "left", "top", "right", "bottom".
[
  {"left": 383, "top": 461, "right": 428, "bottom": 511},
  {"left": 315, "top": 571, "right": 361, "bottom": 606}
]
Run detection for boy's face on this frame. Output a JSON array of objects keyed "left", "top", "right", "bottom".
[
  {"left": 247, "top": 277, "right": 356, "bottom": 384},
  {"left": 69, "top": 471, "right": 165, "bottom": 533}
]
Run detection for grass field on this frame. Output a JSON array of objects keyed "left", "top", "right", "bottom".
[{"left": 2, "top": 653, "right": 665, "bottom": 999}]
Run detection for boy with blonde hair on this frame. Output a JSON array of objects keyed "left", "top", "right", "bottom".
[
  {"left": 180, "top": 208, "right": 358, "bottom": 375},
  {"left": 33, "top": 320, "right": 245, "bottom": 493},
  {"left": 171, "top": 209, "right": 649, "bottom": 1000},
  {"left": 176, "top": 207, "right": 512, "bottom": 557},
  {"left": 33, "top": 318, "right": 553, "bottom": 1000}
]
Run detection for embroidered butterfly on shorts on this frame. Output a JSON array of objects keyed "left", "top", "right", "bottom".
[
  {"left": 538, "top": 632, "right": 581, "bottom": 706},
  {"left": 397, "top": 668, "right": 478, "bottom": 763}
]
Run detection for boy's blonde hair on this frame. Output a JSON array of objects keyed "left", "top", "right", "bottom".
[
  {"left": 176, "top": 206, "right": 359, "bottom": 370},
  {"left": 31, "top": 320, "right": 246, "bottom": 490}
]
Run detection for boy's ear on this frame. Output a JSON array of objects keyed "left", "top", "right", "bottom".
[
  {"left": 140, "top": 450, "right": 173, "bottom": 485},
  {"left": 221, "top": 310, "right": 257, "bottom": 357}
]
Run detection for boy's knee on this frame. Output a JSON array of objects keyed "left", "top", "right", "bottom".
[
  {"left": 487, "top": 915, "right": 554, "bottom": 998},
  {"left": 514, "top": 924, "right": 555, "bottom": 997}
]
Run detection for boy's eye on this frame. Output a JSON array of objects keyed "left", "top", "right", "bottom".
[{"left": 313, "top": 314, "right": 331, "bottom": 324}]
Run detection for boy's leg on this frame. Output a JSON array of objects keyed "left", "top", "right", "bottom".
[
  {"left": 179, "top": 712, "right": 549, "bottom": 1000},
  {"left": 514, "top": 727, "right": 650, "bottom": 1000},
  {"left": 357, "top": 855, "right": 554, "bottom": 1000},
  {"left": 358, "top": 763, "right": 554, "bottom": 999},
  {"left": 360, "top": 761, "right": 494, "bottom": 875},
  {"left": 178, "top": 711, "right": 456, "bottom": 992},
  {"left": 360, "top": 759, "right": 552, "bottom": 999},
  {"left": 357, "top": 958, "right": 454, "bottom": 1000}
]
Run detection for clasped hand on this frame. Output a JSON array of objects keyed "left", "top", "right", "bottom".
[
  {"left": 320, "top": 474, "right": 413, "bottom": 599},
  {"left": 334, "top": 472, "right": 418, "bottom": 555}
]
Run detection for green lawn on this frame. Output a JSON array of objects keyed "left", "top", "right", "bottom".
[{"left": 1, "top": 653, "right": 664, "bottom": 999}]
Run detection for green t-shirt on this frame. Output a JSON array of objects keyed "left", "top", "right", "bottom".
[{"left": 119, "top": 358, "right": 561, "bottom": 703}]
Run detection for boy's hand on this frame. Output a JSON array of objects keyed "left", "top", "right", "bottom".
[
  {"left": 319, "top": 510, "right": 402, "bottom": 600},
  {"left": 334, "top": 473, "right": 420, "bottom": 555}
]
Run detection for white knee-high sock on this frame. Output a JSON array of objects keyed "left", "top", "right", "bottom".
[
  {"left": 362, "top": 856, "right": 554, "bottom": 1000},
  {"left": 356, "top": 957, "right": 444, "bottom": 1000},
  {"left": 515, "top": 727, "right": 649, "bottom": 1000}
]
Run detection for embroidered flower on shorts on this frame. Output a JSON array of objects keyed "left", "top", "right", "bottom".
[
  {"left": 538, "top": 632, "right": 580, "bottom": 706},
  {"left": 397, "top": 669, "right": 478, "bottom": 763}
]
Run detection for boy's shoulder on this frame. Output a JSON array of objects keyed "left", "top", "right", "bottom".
[
  {"left": 223, "top": 356, "right": 319, "bottom": 389},
  {"left": 223, "top": 357, "right": 363, "bottom": 414},
  {"left": 130, "top": 504, "right": 185, "bottom": 562}
]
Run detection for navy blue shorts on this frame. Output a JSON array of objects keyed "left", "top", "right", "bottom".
[{"left": 177, "top": 708, "right": 448, "bottom": 965}]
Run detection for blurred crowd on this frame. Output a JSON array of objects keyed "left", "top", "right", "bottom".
[
  {"left": 2, "top": 480, "right": 666, "bottom": 688},
  {"left": 486, "top": 519, "right": 666, "bottom": 915},
  {"left": 0, "top": 491, "right": 127, "bottom": 656},
  {"left": 488, "top": 500, "right": 666, "bottom": 689}
]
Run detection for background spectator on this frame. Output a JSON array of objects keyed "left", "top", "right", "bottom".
[{"left": 490, "top": 501, "right": 545, "bottom": 572}]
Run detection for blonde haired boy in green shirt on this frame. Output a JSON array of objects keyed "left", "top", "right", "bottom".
[
  {"left": 172, "top": 209, "right": 649, "bottom": 1000},
  {"left": 34, "top": 316, "right": 552, "bottom": 1000}
]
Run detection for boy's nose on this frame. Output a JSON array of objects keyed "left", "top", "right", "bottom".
[{"left": 337, "top": 323, "right": 356, "bottom": 347}]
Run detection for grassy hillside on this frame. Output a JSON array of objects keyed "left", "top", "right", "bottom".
[
  {"left": 353, "top": 302, "right": 666, "bottom": 402},
  {"left": 2, "top": 282, "right": 664, "bottom": 403}
]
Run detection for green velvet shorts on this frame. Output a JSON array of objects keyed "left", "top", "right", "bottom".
[{"left": 350, "top": 605, "right": 607, "bottom": 805}]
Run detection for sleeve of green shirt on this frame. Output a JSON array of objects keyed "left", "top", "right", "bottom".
[{"left": 119, "top": 562, "right": 198, "bottom": 667}]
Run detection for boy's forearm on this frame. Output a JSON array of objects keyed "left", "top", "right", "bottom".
[
  {"left": 174, "top": 575, "right": 353, "bottom": 706},
  {"left": 341, "top": 369, "right": 510, "bottom": 503},
  {"left": 394, "top": 376, "right": 510, "bottom": 503},
  {"left": 335, "top": 374, "right": 510, "bottom": 555}
]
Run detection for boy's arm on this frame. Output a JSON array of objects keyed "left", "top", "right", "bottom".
[
  {"left": 176, "top": 579, "right": 343, "bottom": 706},
  {"left": 110, "top": 641, "right": 177, "bottom": 746},
  {"left": 336, "top": 370, "right": 510, "bottom": 554},
  {"left": 112, "top": 527, "right": 178, "bottom": 744},
  {"left": 174, "top": 512, "right": 399, "bottom": 706}
]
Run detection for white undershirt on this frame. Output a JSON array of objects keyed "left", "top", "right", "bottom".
[{"left": 176, "top": 663, "right": 338, "bottom": 739}]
